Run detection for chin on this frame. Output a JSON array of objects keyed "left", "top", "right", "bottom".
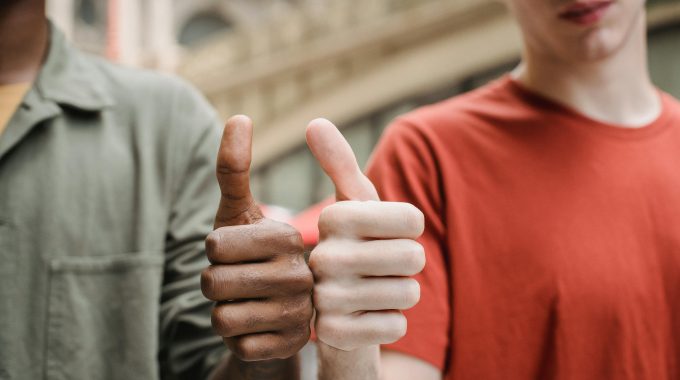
[
  {"left": 574, "top": 29, "right": 626, "bottom": 62},
  {"left": 553, "top": 1, "right": 644, "bottom": 63},
  {"left": 580, "top": 4, "right": 645, "bottom": 62}
]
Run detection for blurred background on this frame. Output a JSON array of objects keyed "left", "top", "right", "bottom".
[{"left": 48, "top": 0, "right": 680, "bottom": 215}]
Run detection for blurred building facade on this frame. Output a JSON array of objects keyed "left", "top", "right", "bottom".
[{"left": 48, "top": 0, "right": 680, "bottom": 213}]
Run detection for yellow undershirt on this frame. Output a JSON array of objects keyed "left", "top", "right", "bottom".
[{"left": 0, "top": 82, "right": 31, "bottom": 136}]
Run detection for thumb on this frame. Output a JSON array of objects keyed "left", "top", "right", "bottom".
[
  {"left": 214, "top": 115, "right": 263, "bottom": 228},
  {"left": 306, "top": 118, "right": 379, "bottom": 202}
]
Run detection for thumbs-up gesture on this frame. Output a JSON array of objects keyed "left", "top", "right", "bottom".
[
  {"left": 306, "top": 119, "right": 425, "bottom": 362},
  {"left": 201, "top": 116, "right": 314, "bottom": 361}
]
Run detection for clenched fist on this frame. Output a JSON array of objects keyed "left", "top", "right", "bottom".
[
  {"left": 305, "top": 119, "right": 426, "bottom": 378},
  {"left": 201, "top": 115, "right": 314, "bottom": 361},
  {"left": 311, "top": 200, "right": 425, "bottom": 351}
]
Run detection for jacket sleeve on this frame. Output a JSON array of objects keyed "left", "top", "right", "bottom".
[{"left": 158, "top": 78, "right": 228, "bottom": 380}]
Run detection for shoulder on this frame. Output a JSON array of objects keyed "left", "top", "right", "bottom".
[
  {"left": 81, "top": 53, "right": 215, "bottom": 120},
  {"left": 73, "top": 52, "right": 222, "bottom": 158},
  {"left": 661, "top": 91, "right": 680, "bottom": 117},
  {"left": 74, "top": 53, "right": 222, "bottom": 173},
  {"left": 376, "top": 77, "right": 542, "bottom": 166},
  {"left": 392, "top": 77, "right": 520, "bottom": 139}
]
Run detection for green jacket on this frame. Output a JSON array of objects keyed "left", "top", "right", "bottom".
[{"left": 0, "top": 23, "right": 227, "bottom": 379}]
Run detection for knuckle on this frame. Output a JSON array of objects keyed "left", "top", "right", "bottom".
[
  {"left": 263, "top": 220, "right": 304, "bottom": 255},
  {"left": 313, "top": 284, "right": 344, "bottom": 313},
  {"left": 280, "top": 228, "right": 304, "bottom": 254},
  {"left": 316, "top": 316, "right": 353, "bottom": 350},
  {"left": 311, "top": 291, "right": 324, "bottom": 313},
  {"left": 241, "top": 269, "right": 273, "bottom": 293},
  {"left": 280, "top": 325, "right": 311, "bottom": 357},
  {"left": 201, "top": 267, "right": 235, "bottom": 301},
  {"left": 283, "top": 331, "right": 309, "bottom": 359},
  {"left": 200, "top": 268, "right": 217, "bottom": 299},
  {"left": 273, "top": 343, "right": 300, "bottom": 360},
  {"left": 283, "top": 265, "right": 314, "bottom": 294},
  {"left": 308, "top": 245, "right": 332, "bottom": 276},
  {"left": 204, "top": 231, "right": 222, "bottom": 263},
  {"left": 211, "top": 306, "right": 236, "bottom": 337},
  {"left": 383, "top": 313, "right": 408, "bottom": 343},
  {"left": 403, "top": 204, "right": 425, "bottom": 236},
  {"left": 309, "top": 243, "right": 357, "bottom": 278},
  {"left": 317, "top": 206, "right": 338, "bottom": 235},
  {"left": 279, "top": 295, "right": 313, "bottom": 325},
  {"left": 233, "top": 336, "right": 298, "bottom": 361},
  {"left": 297, "top": 322, "right": 312, "bottom": 342},
  {"left": 332, "top": 249, "right": 358, "bottom": 273},
  {"left": 402, "top": 279, "right": 421, "bottom": 309},
  {"left": 232, "top": 338, "right": 258, "bottom": 361},
  {"left": 312, "top": 284, "right": 330, "bottom": 312},
  {"left": 302, "top": 300, "right": 315, "bottom": 321},
  {"left": 404, "top": 240, "right": 426, "bottom": 273},
  {"left": 318, "top": 203, "right": 352, "bottom": 236}
]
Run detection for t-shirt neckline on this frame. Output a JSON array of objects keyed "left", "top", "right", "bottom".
[{"left": 501, "top": 75, "right": 675, "bottom": 140}]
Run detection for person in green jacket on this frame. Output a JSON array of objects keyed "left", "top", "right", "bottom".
[{"left": 0, "top": 0, "right": 313, "bottom": 379}]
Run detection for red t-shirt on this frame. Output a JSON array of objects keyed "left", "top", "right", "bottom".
[{"left": 366, "top": 76, "right": 680, "bottom": 379}]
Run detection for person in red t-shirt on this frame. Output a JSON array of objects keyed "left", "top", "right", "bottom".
[
  {"left": 305, "top": 0, "right": 679, "bottom": 378},
  {"left": 208, "top": 0, "right": 680, "bottom": 378}
]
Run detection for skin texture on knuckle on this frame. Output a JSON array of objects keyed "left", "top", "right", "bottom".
[
  {"left": 311, "top": 286, "right": 327, "bottom": 313},
  {"left": 232, "top": 331, "right": 306, "bottom": 361},
  {"left": 381, "top": 312, "right": 408, "bottom": 344},
  {"left": 316, "top": 316, "right": 356, "bottom": 351},
  {"left": 308, "top": 243, "right": 333, "bottom": 278},
  {"left": 211, "top": 306, "right": 237, "bottom": 337},
  {"left": 278, "top": 294, "right": 314, "bottom": 326},
  {"left": 231, "top": 337, "right": 267, "bottom": 362},
  {"left": 281, "top": 226, "right": 305, "bottom": 255},
  {"left": 200, "top": 268, "right": 220, "bottom": 301},
  {"left": 238, "top": 268, "right": 262, "bottom": 289},
  {"left": 230, "top": 337, "right": 270, "bottom": 362},
  {"left": 331, "top": 248, "right": 362, "bottom": 275},
  {"left": 204, "top": 230, "right": 222, "bottom": 263},
  {"left": 242, "top": 269, "right": 276, "bottom": 296},
  {"left": 281, "top": 258, "right": 314, "bottom": 294},
  {"left": 285, "top": 322, "right": 313, "bottom": 354},
  {"left": 318, "top": 201, "right": 360, "bottom": 237},
  {"left": 309, "top": 241, "right": 361, "bottom": 280},
  {"left": 313, "top": 283, "right": 350, "bottom": 314},
  {"left": 264, "top": 220, "right": 305, "bottom": 255},
  {"left": 317, "top": 204, "right": 342, "bottom": 238}
]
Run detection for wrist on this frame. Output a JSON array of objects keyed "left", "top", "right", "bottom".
[
  {"left": 317, "top": 342, "right": 380, "bottom": 380},
  {"left": 212, "top": 355, "right": 300, "bottom": 380}
]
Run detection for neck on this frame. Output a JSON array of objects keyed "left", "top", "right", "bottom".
[
  {"left": 0, "top": 0, "right": 48, "bottom": 85},
  {"left": 513, "top": 14, "right": 660, "bottom": 128}
]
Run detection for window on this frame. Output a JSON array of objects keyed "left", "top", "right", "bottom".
[
  {"left": 77, "top": 0, "right": 98, "bottom": 26},
  {"left": 178, "top": 12, "right": 233, "bottom": 47}
]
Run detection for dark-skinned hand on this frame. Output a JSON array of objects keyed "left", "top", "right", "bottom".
[{"left": 201, "top": 115, "right": 314, "bottom": 362}]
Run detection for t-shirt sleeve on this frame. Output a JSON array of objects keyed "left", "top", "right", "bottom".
[{"left": 366, "top": 118, "right": 451, "bottom": 371}]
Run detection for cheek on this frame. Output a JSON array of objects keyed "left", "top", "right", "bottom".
[
  {"left": 604, "top": 0, "right": 640, "bottom": 29},
  {"left": 511, "top": 2, "right": 557, "bottom": 43}
]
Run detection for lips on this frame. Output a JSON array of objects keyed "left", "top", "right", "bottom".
[{"left": 558, "top": 1, "right": 613, "bottom": 26}]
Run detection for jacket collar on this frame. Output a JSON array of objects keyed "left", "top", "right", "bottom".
[{"left": 33, "top": 21, "right": 115, "bottom": 111}]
